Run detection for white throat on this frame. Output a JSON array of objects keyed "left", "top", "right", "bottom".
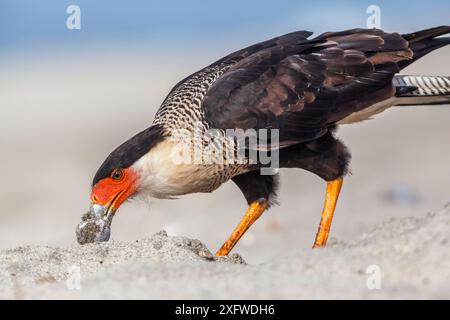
[{"left": 131, "top": 139, "right": 220, "bottom": 199}]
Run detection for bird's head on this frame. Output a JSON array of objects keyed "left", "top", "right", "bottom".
[
  {"left": 77, "top": 125, "right": 165, "bottom": 244},
  {"left": 90, "top": 166, "right": 139, "bottom": 223}
]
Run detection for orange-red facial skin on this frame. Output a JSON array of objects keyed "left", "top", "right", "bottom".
[{"left": 91, "top": 168, "right": 139, "bottom": 210}]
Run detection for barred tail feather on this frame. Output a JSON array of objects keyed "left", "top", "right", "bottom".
[{"left": 394, "top": 75, "right": 450, "bottom": 106}]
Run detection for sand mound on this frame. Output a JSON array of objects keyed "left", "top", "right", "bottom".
[{"left": 1, "top": 205, "right": 450, "bottom": 299}]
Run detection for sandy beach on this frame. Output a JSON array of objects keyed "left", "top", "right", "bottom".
[
  {"left": 0, "top": 44, "right": 449, "bottom": 299},
  {"left": 1, "top": 204, "right": 450, "bottom": 299}
]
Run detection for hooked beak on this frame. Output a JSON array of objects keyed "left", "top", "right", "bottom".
[{"left": 91, "top": 203, "right": 116, "bottom": 224}]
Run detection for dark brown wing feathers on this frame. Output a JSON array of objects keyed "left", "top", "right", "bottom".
[{"left": 202, "top": 26, "right": 450, "bottom": 148}]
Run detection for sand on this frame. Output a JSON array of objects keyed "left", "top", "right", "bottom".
[{"left": 1, "top": 204, "right": 449, "bottom": 299}]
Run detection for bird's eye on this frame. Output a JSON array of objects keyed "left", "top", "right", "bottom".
[{"left": 111, "top": 168, "right": 124, "bottom": 181}]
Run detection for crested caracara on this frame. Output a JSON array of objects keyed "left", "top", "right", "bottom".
[{"left": 83, "top": 26, "right": 450, "bottom": 255}]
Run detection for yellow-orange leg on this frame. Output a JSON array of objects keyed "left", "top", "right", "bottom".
[
  {"left": 313, "top": 177, "right": 344, "bottom": 248},
  {"left": 216, "top": 199, "right": 269, "bottom": 256}
]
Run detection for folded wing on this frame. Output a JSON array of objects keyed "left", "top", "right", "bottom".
[{"left": 202, "top": 27, "right": 450, "bottom": 149}]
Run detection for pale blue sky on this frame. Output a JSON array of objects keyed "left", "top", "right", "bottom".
[{"left": 1, "top": 0, "right": 449, "bottom": 55}]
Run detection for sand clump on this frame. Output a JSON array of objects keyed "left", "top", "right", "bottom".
[{"left": 75, "top": 211, "right": 111, "bottom": 245}]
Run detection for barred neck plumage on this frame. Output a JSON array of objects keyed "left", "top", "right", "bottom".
[
  {"left": 153, "top": 62, "right": 233, "bottom": 134},
  {"left": 151, "top": 62, "right": 250, "bottom": 193}
]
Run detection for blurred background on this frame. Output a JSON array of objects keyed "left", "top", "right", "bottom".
[{"left": 1, "top": 0, "right": 449, "bottom": 263}]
